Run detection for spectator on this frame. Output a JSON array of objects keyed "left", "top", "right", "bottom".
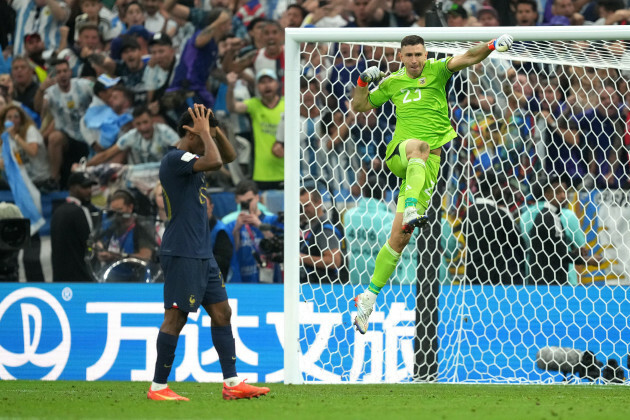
[
  {"left": 143, "top": 0, "right": 177, "bottom": 34},
  {"left": 346, "top": 0, "right": 390, "bottom": 27},
  {"left": 59, "top": 23, "right": 103, "bottom": 78},
  {"left": 74, "top": 0, "right": 123, "bottom": 43},
  {"left": 390, "top": 0, "right": 417, "bottom": 27},
  {"left": 87, "top": 105, "right": 179, "bottom": 165},
  {"left": 527, "top": 174, "right": 599, "bottom": 285},
  {"left": 162, "top": 8, "right": 233, "bottom": 113},
  {"left": 121, "top": 1, "right": 147, "bottom": 32},
  {"left": 247, "top": 16, "right": 267, "bottom": 49},
  {"left": 521, "top": 174, "right": 600, "bottom": 285},
  {"left": 0, "top": 104, "right": 51, "bottom": 191},
  {"left": 143, "top": 32, "right": 178, "bottom": 119},
  {"left": 109, "top": 24, "right": 153, "bottom": 59},
  {"left": 578, "top": 84, "right": 627, "bottom": 188},
  {"left": 11, "top": 56, "right": 39, "bottom": 113},
  {"left": 80, "top": 84, "right": 134, "bottom": 154},
  {"left": 463, "top": 171, "right": 527, "bottom": 285},
  {"left": 222, "top": 179, "right": 282, "bottom": 283},
  {"left": 205, "top": 191, "right": 233, "bottom": 280},
  {"left": 325, "top": 42, "right": 366, "bottom": 112},
  {"left": 593, "top": 0, "right": 630, "bottom": 25},
  {"left": 299, "top": 187, "right": 343, "bottom": 283},
  {"left": 35, "top": 59, "right": 94, "bottom": 189},
  {"left": 0, "top": 105, "right": 48, "bottom": 282},
  {"left": 50, "top": 171, "right": 98, "bottom": 282},
  {"left": 12, "top": 0, "right": 70, "bottom": 56},
  {"left": 476, "top": 5, "right": 500, "bottom": 26},
  {"left": 282, "top": 3, "right": 307, "bottom": 28},
  {"left": 163, "top": 0, "right": 248, "bottom": 39},
  {"left": 22, "top": 33, "right": 48, "bottom": 82},
  {"left": 515, "top": 0, "right": 539, "bottom": 26},
  {"left": 253, "top": 19, "right": 284, "bottom": 93},
  {"left": 98, "top": 35, "right": 148, "bottom": 106},
  {"left": 226, "top": 69, "right": 285, "bottom": 190},
  {"left": 547, "top": 0, "right": 585, "bottom": 25},
  {"left": 95, "top": 188, "right": 155, "bottom": 281},
  {"left": 538, "top": 79, "right": 587, "bottom": 186},
  {"left": 446, "top": 4, "right": 470, "bottom": 27}
]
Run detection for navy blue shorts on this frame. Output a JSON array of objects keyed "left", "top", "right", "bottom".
[{"left": 161, "top": 255, "right": 227, "bottom": 312}]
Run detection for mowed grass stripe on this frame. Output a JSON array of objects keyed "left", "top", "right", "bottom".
[{"left": 1, "top": 381, "right": 629, "bottom": 420}]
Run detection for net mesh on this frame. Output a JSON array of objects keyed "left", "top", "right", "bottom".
[{"left": 296, "top": 38, "right": 630, "bottom": 383}]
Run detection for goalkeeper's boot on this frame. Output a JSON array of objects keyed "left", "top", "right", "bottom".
[
  {"left": 223, "top": 380, "right": 270, "bottom": 400},
  {"left": 353, "top": 293, "right": 374, "bottom": 335},
  {"left": 401, "top": 207, "right": 428, "bottom": 234},
  {"left": 147, "top": 386, "right": 190, "bottom": 401}
]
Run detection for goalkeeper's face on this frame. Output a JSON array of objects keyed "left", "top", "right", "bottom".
[{"left": 399, "top": 44, "right": 427, "bottom": 79}]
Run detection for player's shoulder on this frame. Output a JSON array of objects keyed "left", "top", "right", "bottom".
[{"left": 386, "top": 68, "right": 407, "bottom": 81}]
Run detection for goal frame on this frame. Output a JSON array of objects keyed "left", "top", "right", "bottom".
[{"left": 283, "top": 25, "right": 630, "bottom": 385}]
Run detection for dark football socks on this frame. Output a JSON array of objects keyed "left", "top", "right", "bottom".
[
  {"left": 153, "top": 331, "right": 179, "bottom": 384},
  {"left": 211, "top": 325, "right": 237, "bottom": 380}
]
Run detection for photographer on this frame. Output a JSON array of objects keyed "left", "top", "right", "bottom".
[
  {"left": 299, "top": 187, "right": 343, "bottom": 283},
  {"left": 224, "top": 180, "right": 282, "bottom": 283}
]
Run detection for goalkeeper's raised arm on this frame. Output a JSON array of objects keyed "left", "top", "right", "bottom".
[
  {"left": 351, "top": 66, "right": 385, "bottom": 112},
  {"left": 448, "top": 34, "right": 513, "bottom": 72}
]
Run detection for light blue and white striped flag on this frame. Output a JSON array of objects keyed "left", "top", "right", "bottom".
[{"left": 1, "top": 128, "right": 45, "bottom": 235}]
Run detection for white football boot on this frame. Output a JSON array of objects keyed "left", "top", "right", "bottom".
[
  {"left": 353, "top": 293, "right": 374, "bottom": 334},
  {"left": 401, "top": 207, "right": 428, "bottom": 234}
]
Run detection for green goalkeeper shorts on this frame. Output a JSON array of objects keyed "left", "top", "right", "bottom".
[{"left": 385, "top": 139, "right": 441, "bottom": 215}]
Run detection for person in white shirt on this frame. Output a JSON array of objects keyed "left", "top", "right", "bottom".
[
  {"left": 11, "top": 0, "right": 70, "bottom": 56},
  {"left": 86, "top": 106, "right": 179, "bottom": 165},
  {"left": 34, "top": 59, "right": 94, "bottom": 188}
]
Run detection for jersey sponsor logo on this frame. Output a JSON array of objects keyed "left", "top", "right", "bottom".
[
  {"left": 0, "top": 288, "right": 71, "bottom": 380},
  {"left": 181, "top": 152, "right": 198, "bottom": 162}
]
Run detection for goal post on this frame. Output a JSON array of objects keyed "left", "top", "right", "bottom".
[{"left": 284, "top": 26, "right": 630, "bottom": 384}]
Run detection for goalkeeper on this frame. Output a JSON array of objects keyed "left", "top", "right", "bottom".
[{"left": 351, "top": 34, "right": 513, "bottom": 334}]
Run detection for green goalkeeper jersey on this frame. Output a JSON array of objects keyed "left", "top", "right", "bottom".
[{"left": 368, "top": 57, "right": 457, "bottom": 159}]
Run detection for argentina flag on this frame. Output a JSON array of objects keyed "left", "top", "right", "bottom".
[{"left": 1, "top": 125, "right": 45, "bottom": 235}]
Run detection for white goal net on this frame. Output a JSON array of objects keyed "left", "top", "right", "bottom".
[{"left": 283, "top": 27, "right": 630, "bottom": 384}]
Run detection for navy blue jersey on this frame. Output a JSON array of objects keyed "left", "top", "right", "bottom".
[{"left": 159, "top": 149, "right": 213, "bottom": 258}]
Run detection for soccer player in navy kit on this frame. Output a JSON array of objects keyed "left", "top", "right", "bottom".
[{"left": 148, "top": 104, "right": 270, "bottom": 401}]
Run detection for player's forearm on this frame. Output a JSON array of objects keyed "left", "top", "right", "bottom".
[
  {"left": 463, "top": 42, "right": 493, "bottom": 65},
  {"left": 196, "top": 132, "right": 223, "bottom": 171},
  {"left": 351, "top": 86, "right": 371, "bottom": 112}
]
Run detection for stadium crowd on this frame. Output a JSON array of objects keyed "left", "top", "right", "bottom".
[{"left": 0, "top": 0, "right": 628, "bottom": 285}]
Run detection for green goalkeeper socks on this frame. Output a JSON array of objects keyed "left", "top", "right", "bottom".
[
  {"left": 405, "top": 158, "right": 427, "bottom": 208},
  {"left": 368, "top": 242, "right": 402, "bottom": 294}
]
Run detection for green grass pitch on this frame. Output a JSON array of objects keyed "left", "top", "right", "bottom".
[{"left": 2, "top": 380, "right": 629, "bottom": 420}]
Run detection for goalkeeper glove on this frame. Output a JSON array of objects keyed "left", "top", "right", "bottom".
[
  {"left": 357, "top": 66, "right": 385, "bottom": 87},
  {"left": 488, "top": 34, "right": 513, "bottom": 52}
]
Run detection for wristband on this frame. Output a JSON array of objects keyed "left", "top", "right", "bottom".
[
  {"left": 357, "top": 77, "right": 368, "bottom": 88},
  {"left": 487, "top": 39, "right": 496, "bottom": 51}
]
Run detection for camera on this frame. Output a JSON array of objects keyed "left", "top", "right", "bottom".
[
  {"left": 258, "top": 212, "right": 284, "bottom": 263},
  {"left": 240, "top": 199, "right": 252, "bottom": 213}
]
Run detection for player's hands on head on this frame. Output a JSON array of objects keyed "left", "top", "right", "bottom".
[
  {"left": 182, "top": 103, "right": 212, "bottom": 136},
  {"left": 359, "top": 66, "right": 385, "bottom": 85},
  {"left": 492, "top": 34, "right": 513, "bottom": 52}
]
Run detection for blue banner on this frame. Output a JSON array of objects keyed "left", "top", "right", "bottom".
[
  {"left": 0, "top": 284, "right": 284, "bottom": 382},
  {"left": 1, "top": 284, "right": 628, "bottom": 383}
]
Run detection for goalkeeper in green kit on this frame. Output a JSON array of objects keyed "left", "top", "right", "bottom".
[{"left": 351, "top": 34, "right": 514, "bottom": 334}]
